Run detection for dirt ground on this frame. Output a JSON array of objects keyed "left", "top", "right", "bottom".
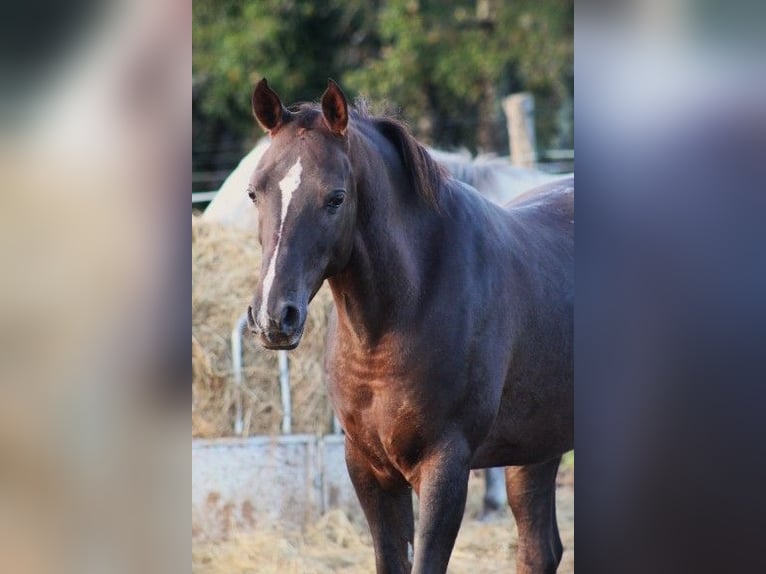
[{"left": 192, "top": 463, "right": 573, "bottom": 573}]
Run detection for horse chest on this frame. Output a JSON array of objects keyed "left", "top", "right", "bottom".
[{"left": 328, "top": 350, "right": 431, "bottom": 482}]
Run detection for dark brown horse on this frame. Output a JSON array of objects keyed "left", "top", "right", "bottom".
[{"left": 246, "top": 79, "right": 573, "bottom": 574}]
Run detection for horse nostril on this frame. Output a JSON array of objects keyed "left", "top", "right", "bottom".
[{"left": 280, "top": 304, "right": 300, "bottom": 332}]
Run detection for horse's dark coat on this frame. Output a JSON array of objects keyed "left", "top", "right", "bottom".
[{"left": 247, "top": 79, "right": 573, "bottom": 574}]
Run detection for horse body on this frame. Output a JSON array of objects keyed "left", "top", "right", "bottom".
[
  {"left": 247, "top": 79, "right": 573, "bottom": 574},
  {"left": 328, "top": 164, "right": 573, "bottom": 477}
]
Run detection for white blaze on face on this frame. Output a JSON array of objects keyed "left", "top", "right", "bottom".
[{"left": 258, "top": 158, "right": 303, "bottom": 326}]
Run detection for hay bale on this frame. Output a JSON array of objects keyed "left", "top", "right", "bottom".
[
  {"left": 192, "top": 217, "right": 335, "bottom": 437},
  {"left": 192, "top": 335, "right": 224, "bottom": 438}
]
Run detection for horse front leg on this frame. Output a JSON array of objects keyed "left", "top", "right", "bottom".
[
  {"left": 345, "top": 439, "right": 414, "bottom": 574},
  {"left": 505, "top": 456, "right": 563, "bottom": 574},
  {"left": 410, "top": 435, "right": 471, "bottom": 574}
]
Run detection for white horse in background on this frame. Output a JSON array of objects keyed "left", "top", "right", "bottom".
[
  {"left": 429, "top": 148, "right": 570, "bottom": 205},
  {"left": 199, "top": 137, "right": 271, "bottom": 229}
]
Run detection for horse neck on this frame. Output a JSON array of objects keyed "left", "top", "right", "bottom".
[{"left": 327, "top": 126, "right": 440, "bottom": 346}]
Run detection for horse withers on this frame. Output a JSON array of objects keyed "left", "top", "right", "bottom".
[{"left": 246, "top": 79, "right": 573, "bottom": 574}]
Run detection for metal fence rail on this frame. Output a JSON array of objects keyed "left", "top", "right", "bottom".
[{"left": 192, "top": 191, "right": 217, "bottom": 204}]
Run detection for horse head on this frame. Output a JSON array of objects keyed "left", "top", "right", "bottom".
[{"left": 247, "top": 79, "right": 357, "bottom": 349}]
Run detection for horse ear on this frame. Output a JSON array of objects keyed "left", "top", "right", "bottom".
[
  {"left": 321, "top": 79, "right": 348, "bottom": 136},
  {"left": 252, "top": 78, "right": 289, "bottom": 135}
]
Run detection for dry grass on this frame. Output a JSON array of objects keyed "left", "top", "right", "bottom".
[
  {"left": 192, "top": 217, "right": 335, "bottom": 438},
  {"left": 192, "top": 509, "right": 376, "bottom": 574},
  {"left": 192, "top": 470, "right": 574, "bottom": 574}
]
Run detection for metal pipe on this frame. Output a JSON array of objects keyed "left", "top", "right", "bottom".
[
  {"left": 232, "top": 313, "right": 292, "bottom": 435},
  {"left": 231, "top": 311, "right": 249, "bottom": 435},
  {"left": 278, "top": 350, "right": 291, "bottom": 433}
]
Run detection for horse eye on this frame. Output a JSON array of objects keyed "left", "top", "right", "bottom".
[
  {"left": 326, "top": 190, "right": 345, "bottom": 211},
  {"left": 247, "top": 185, "right": 258, "bottom": 204}
]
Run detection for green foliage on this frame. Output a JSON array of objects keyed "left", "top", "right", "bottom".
[
  {"left": 193, "top": 0, "right": 377, "bottom": 135},
  {"left": 193, "top": 0, "right": 572, "bottom": 164}
]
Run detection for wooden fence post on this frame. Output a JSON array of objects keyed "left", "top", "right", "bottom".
[{"left": 502, "top": 92, "right": 537, "bottom": 168}]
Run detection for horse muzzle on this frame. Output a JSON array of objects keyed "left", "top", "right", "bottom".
[{"left": 247, "top": 303, "right": 305, "bottom": 350}]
